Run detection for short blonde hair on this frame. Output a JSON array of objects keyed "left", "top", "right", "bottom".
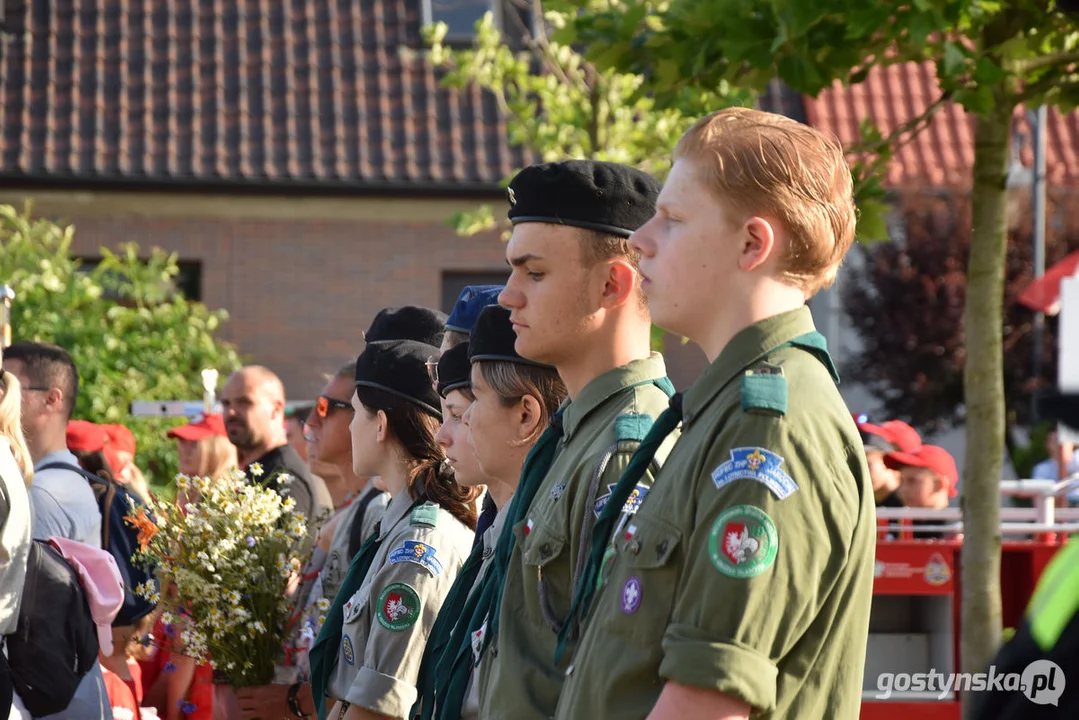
[
  {"left": 0, "top": 370, "right": 34, "bottom": 485},
  {"left": 197, "top": 434, "right": 238, "bottom": 480},
  {"left": 674, "top": 107, "right": 856, "bottom": 295}
]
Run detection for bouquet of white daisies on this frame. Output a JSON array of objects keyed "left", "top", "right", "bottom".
[{"left": 129, "top": 465, "right": 312, "bottom": 687}]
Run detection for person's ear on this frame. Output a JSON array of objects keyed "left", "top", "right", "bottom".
[
  {"left": 517, "top": 395, "right": 543, "bottom": 442},
  {"left": 739, "top": 217, "right": 778, "bottom": 272},
  {"left": 598, "top": 260, "right": 638, "bottom": 310},
  {"left": 375, "top": 410, "right": 389, "bottom": 444}
]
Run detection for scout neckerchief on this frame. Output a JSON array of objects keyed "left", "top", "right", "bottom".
[
  {"left": 553, "top": 331, "right": 837, "bottom": 664},
  {"left": 412, "top": 540, "right": 486, "bottom": 720},
  {"left": 309, "top": 495, "right": 426, "bottom": 720}
]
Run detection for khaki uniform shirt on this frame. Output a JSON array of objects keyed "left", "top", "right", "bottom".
[
  {"left": 322, "top": 484, "right": 390, "bottom": 603},
  {"left": 554, "top": 307, "right": 876, "bottom": 719},
  {"left": 461, "top": 502, "right": 510, "bottom": 720},
  {"left": 329, "top": 489, "right": 474, "bottom": 718},
  {"left": 478, "top": 354, "right": 676, "bottom": 720}
]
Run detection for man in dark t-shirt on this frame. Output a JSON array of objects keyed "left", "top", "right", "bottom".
[{"left": 221, "top": 366, "right": 333, "bottom": 527}]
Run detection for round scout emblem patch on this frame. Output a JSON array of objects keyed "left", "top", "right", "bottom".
[
  {"left": 621, "top": 576, "right": 642, "bottom": 614},
  {"left": 708, "top": 505, "right": 778, "bottom": 578},
  {"left": 376, "top": 583, "right": 422, "bottom": 631},
  {"left": 342, "top": 634, "right": 356, "bottom": 665}
]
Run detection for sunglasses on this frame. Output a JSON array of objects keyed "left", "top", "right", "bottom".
[
  {"left": 316, "top": 395, "right": 353, "bottom": 418},
  {"left": 426, "top": 356, "right": 440, "bottom": 384}
]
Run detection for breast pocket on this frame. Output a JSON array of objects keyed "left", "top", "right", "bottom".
[
  {"left": 603, "top": 513, "right": 683, "bottom": 643},
  {"left": 515, "top": 516, "right": 571, "bottom": 631}
]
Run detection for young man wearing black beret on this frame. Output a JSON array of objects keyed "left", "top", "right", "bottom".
[{"left": 461, "top": 160, "right": 677, "bottom": 720}]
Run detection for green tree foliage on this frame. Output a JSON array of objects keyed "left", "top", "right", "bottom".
[
  {"left": 424, "top": 0, "right": 747, "bottom": 238},
  {"left": 0, "top": 204, "right": 243, "bottom": 489},
  {"left": 564, "top": 0, "right": 1079, "bottom": 696}
]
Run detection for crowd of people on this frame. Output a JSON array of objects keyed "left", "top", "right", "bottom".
[{"left": 0, "top": 105, "right": 991, "bottom": 720}]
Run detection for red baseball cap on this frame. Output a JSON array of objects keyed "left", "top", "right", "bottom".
[
  {"left": 67, "top": 420, "right": 109, "bottom": 453},
  {"left": 102, "top": 424, "right": 136, "bottom": 474},
  {"left": 855, "top": 416, "right": 923, "bottom": 454},
  {"left": 884, "top": 444, "right": 959, "bottom": 497},
  {"left": 102, "top": 424, "right": 136, "bottom": 455},
  {"left": 167, "top": 413, "right": 227, "bottom": 441}
]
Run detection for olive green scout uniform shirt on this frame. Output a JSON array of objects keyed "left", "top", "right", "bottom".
[
  {"left": 460, "top": 503, "right": 510, "bottom": 720},
  {"left": 329, "top": 489, "right": 474, "bottom": 718},
  {"left": 554, "top": 307, "right": 876, "bottom": 720},
  {"left": 478, "top": 354, "right": 677, "bottom": 720},
  {"left": 322, "top": 485, "right": 390, "bottom": 603}
]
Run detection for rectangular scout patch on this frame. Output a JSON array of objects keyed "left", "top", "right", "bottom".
[
  {"left": 711, "top": 447, "right": 799, "bottom": 500},
  {"left": 388, "top": 540, "right": 444, "bottom": 576}
]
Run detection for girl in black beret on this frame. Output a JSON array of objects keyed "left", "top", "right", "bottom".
[
  {"left": 310, "top": 339, "right": 481, "bottom": 720},
  {"left": 412, "top": 306, "right": 567, "bottom": 720}
]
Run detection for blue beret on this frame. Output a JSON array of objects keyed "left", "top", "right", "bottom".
[
  {"left": 445, "top": 286, "right": 504, "bottom": 334},
  {"left": 507, "top": 160, "right": 660, "bottom": 238}
]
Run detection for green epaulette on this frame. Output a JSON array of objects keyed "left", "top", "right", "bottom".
[
  {"left": 741, "top": 361, "right": 788, "bottom": 416},
  {"left": 614, "top": 413, "right": 654, "bottom": 443},
  {"left": 410, "top": 503, "right": 441, "bottom": 527}
]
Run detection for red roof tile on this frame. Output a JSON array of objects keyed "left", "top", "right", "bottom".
[
  {"left": 0, "top": 0, "right": 800, "bottom": 193},
  {"left": 0, "top": 0, "right": 531, "bottom": 193},
  {"left": 804, "top": 62, "right": 1079, "bottom": 188}
]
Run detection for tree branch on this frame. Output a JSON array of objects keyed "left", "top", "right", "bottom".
[
  {"left": 520, "top": 0, "right": 587, "bottom": 94},
  {"left": 851, "top": 90, "right": 952, "bottom": 161},
  {"left": 1018, "top": 72, "right": 1079, "bottom": 104},
  {"left": 1012, "top": 50, "right": 1079, "bottom": 76}
]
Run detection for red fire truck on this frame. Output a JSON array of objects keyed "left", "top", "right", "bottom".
[{"left": 861, "top": 480, "right": 1079, "bottom": 719}]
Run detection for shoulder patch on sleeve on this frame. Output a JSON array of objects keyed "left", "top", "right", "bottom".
[
  {"left": 615, "top": 413, "right": 654, "bottom": 443},
  {"left": 711, "top": 447, "right": 799, "bottom": 500},
  {"left": 410, "top": 504, "right": 441, "bottom": 527},
  {"left": 708, "top": 505, "right": 778, "bottom": 578},
  {"left": 388, "top": 540, "right": 444, "bottom": 576},
  {"left": 376, "top": 583, "right": 422, "bottom": 631},
  {"left": 741, "top": 364, "right": 787, "bottom": 416}
]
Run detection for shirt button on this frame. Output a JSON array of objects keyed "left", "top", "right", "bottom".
[
  {"left": 565, "top": 664, "right": 574, "bottom": 677},
  {"left": 540, "top": 543, "right": 552, "bottom": 559}
]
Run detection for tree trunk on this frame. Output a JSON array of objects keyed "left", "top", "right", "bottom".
[{"left": 961, "top": 100, "right": 1013, "bottom": 718}]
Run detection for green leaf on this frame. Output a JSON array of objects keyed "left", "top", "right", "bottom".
[
  {"left": 850, "top": 66, "right": 871, "bottom": 85},
  {"left": 776, "top": 52, "right": 824, "bottom": 94},
  {"left": 942, "top": 41, "right": 969, "bottom": 78},
  {"left": 953, "top": 85, "right": 995, "bottom": 116},
  {"left": 854, "top": 198, "right": 892, "bottom": 243},
  {"left": 973, "top": 56, "right": 1008, "bottom": 86}
]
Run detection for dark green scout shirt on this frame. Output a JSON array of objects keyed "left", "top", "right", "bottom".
[
  {"left": 554, "top": 307, "right": 876, "bottom": 719},
  {"left": 477, "top": 354, "right": 676, "bottom": 720}
]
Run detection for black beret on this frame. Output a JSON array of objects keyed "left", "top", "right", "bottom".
[
  {"left": 364, "top": 306, "right": 448, "bottom": 346},
  {"left": 436, "top": 342, "right": 472, "bottom": 398},
  {"left": 354, "top": 340, "right": 442, "bottom": 419},
  {"left": 469, "top": 305, "right": 555, "bottom": 369},
  {"left": 506, "top": 160, "right": 661, "bottom": 238}
]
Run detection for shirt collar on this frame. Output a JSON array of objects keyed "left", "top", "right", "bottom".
[
  {"left": 34, "top": 448, "right": 80, "bottom": 472},
  {"left": 683, "top": 306, "right": 818, "bottom": 421},
  {"left": 561, "top": 353, "right": 669, "bottom": 441},
  {"left": 378, "top": 488, "right": 416, "bottom": 540}
]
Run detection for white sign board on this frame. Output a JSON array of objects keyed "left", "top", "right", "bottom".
[
  {"left": 1058, "top": 277, "right": 1079, "bottom": 444},
  {"left": 129, "top": 400, "right": 220, "bottom": 418}
]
